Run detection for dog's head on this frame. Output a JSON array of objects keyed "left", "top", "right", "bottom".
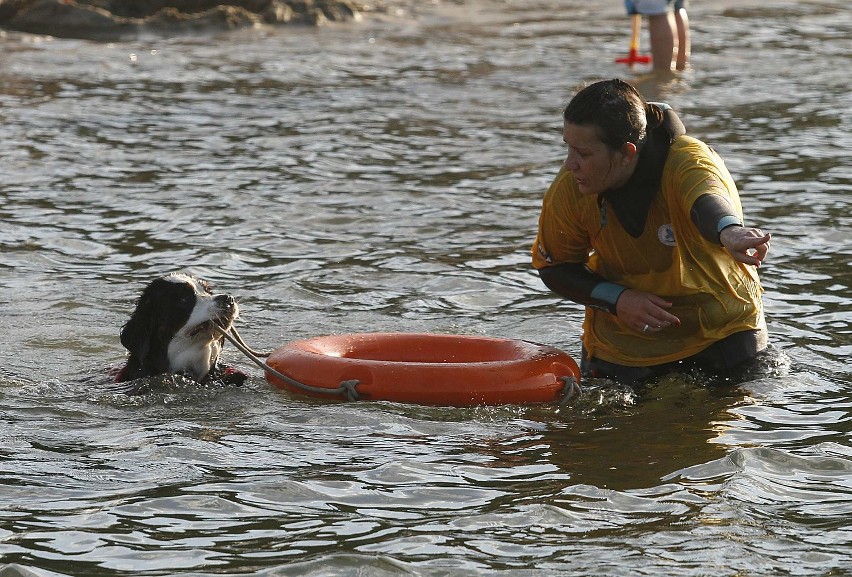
[{"left": 118, "top": 272, "right": 239, "bottom": 383}]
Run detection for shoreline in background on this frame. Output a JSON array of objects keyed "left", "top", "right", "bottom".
[{"left": 0, "top": 0, "right": 467, "bottom": 40}]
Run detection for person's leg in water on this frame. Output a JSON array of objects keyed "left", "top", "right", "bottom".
[
  {"left": 627, "top": 0, "right": 678, "bottom": 72},
  {"left": 646, "top": 11, "right": 677, "bottom": 72},
  {"left": 673, "top": 0, "right": 690, "bottom": 70}
]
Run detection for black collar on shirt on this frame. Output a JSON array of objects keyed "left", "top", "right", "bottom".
[{"left": 598, "top": 104, "right": 687, "bottom": 238}]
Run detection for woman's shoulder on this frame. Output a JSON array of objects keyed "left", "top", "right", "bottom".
[
  {"left": 545, "top": 166, "right": 579, "bottom": 201},
  {"left": 542, "top": 167, "right": 595, "bottom": 216},
  {"left": 664, "top": 135, "right": 739, "bottom": 201},
  {"left": 670, "top": 134, "right": 711, "bottom": 154},
  {"left": 667, "top": 134, "right": 727, "bottom": 169}
]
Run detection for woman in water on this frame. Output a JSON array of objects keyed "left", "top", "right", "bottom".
[{"left": 532, "top": 79, "right": 770, "bottom": 383}]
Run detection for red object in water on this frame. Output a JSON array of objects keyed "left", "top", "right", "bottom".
[
  {"left": 265, "top": 332, "right": 581, "bottom": 406},
  {"left": 616, "top": 15, "right": 652, "bottom": 66}
]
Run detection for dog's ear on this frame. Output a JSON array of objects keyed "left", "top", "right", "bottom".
[
  {"left": 119, "top": 290, "right": 169, "bottom": 379},
  {"left": 120, "top": 309, "right": 153, "bottom": 361}
]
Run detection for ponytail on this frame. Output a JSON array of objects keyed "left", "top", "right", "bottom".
[{"left": 644, "top": 102, "right": 664, "bottom": 133}]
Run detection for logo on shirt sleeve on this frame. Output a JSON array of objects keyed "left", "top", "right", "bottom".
[{"left": 657, "top": 224, "right": 677, "bottom": 247}]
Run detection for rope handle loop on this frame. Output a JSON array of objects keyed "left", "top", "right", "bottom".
[
  {"left": 556, "top": 375, "right": 582, "bottom": 412},
  {"left": 214, "top": 325, "right": 360, "bottom": 401}
]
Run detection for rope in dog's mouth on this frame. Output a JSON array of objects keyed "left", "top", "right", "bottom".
[
  {"left": 213, "top": 322, "right": 271, "bottom": 358},
  {"left": 212, "top": 324, "right": 361, "bottom": 401}
]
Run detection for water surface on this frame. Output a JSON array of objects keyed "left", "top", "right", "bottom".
[{"left": 1, "top": 0, "right": 850, "bottom": 575}]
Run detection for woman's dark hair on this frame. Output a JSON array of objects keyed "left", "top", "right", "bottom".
[{"left": 563, "top": 79, "right": 662, "bottom": 151}]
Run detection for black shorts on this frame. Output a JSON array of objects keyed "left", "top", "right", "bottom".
[{"left": 581, "top": 329, "right": 769, "bottom": 384}]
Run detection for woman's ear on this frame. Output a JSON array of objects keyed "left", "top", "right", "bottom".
[{"left": 619, "top": 142, "right": 638, "bottom": 164}]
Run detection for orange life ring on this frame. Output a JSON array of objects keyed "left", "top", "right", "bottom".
[{"left": 265, "top": 332, "right": 580, "bottom": 406}]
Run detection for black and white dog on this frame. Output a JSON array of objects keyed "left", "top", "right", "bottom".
[{"left": 114, "top": 272, "right": 247, "bottom": 386}]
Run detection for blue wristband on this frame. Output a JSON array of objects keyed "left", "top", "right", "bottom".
[
  {"left": 717, "top": 215, "right": 743, "bottom": 234},
  {"left": 591, "top": 282, "right": 627, "bottom": 309}
]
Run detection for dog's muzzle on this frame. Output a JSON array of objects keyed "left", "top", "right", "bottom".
[{"left": 214, "top": 294, "right": 239, "bottom": 327}]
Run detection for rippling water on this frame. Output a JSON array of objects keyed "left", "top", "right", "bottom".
[{"left": 1, "top": 0, "right": 850, "bottom": 575}]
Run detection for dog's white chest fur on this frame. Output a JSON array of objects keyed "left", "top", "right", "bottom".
[
  {"left": 165, "top": 281, "right": 231, "bottom": 380},
  {"left": 167, "top": 336, "right": 222, "bottom": 381}
]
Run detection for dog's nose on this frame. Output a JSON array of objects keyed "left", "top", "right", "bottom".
[{"left": 215, "top": 294, "right": 236, "bottom": 309}]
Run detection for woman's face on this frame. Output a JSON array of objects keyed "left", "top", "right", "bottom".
[{"left": 562, "top": 122, "right": 635, "bottom": 196}]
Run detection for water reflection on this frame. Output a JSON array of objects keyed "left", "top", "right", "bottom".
[{"left": 521, "top": 377, "right": 737, "bottom": 490}]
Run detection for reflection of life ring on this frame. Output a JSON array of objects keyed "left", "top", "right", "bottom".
[{"left": 265, "top": 333, "right": 581, "bottom": 406}]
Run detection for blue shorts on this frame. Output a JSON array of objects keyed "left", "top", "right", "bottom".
[{"left": 625, "top": 0, "right": 686, "bottom": 15}]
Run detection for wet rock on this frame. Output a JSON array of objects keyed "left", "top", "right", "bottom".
[{"left": 0, "top": 0, "right": 364, "bottom": 39}]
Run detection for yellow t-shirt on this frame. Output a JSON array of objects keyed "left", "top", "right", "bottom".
[{"left": 532, "top": 135, "right": 765, "bottom": 366}]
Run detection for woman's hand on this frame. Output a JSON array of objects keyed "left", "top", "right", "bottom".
[
  {"left": 616, "top": 289, "right": 681, "bottom": 335},
  {"left": 720, "top": 225, "right": 771, "bottom": 267}
]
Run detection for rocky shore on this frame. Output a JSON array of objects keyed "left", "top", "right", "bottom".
[{"left": 0, "top": 0, "right": 441, "bottom": 40}]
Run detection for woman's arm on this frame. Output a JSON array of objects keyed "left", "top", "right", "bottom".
[
  {"left": 690, "top": 193, "right": 770, "bottom": 266},
  {"left": 538, "top": 263, "right": 625, "bottom": 315},
  {"left": 538, "top": 264, "right": 681, "bottom": 333}
]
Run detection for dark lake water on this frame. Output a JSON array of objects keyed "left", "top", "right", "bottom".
[{"left": 1, "top": 0, "right": 850, "bottom": 575}]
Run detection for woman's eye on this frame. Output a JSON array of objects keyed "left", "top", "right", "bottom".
[{"left": 565, "top": 144, "right": 588, "bottom": 157}]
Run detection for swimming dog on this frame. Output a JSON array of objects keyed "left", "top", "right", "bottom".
[{"left": 114, "top": 272, "right": 246, "bottom": 386}]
